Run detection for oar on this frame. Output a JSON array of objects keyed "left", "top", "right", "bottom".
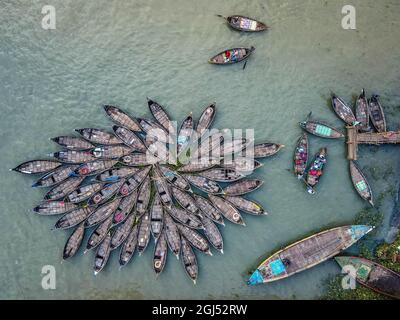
[
  {"left": 216, "top": 14, "right": 227, "bottom": 20},
  {"left": 242, "top": 61, "right": 247, "bottom": 70}
]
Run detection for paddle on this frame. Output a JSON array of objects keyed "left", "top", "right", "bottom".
[
  {"left": 242, "top": 61, "right": 247, "bottom": 70},
  {"left": 216, "top": 14, "right": 227, "bottom": 20}
]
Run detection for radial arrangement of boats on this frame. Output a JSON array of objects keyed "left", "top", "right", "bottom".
[{"left": 12, "top": 98, "right": 284, "bottom": 283}]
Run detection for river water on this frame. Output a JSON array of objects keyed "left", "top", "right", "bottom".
[{"left": 1, "top": 0, "right": 400, "bottom": 299}]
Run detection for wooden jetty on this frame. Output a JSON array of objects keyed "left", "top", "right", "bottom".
[{"left": 346, "top": 126, "right": 400, "bottom": 160}]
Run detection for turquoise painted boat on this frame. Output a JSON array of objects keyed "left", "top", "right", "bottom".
[{"left": 248, "top": 225, "right": 373, "bottom": 285}]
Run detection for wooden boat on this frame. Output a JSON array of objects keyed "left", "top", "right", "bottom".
[
  {"left": 164, "top": 213, "right": 181, "bottom": 258},
  {"left": 12, "top": 160, "right": 62, "bottom": 174},
  {"left": 159, "top": 165, "right": 192, "bottom": 192},
  {"left": 305, "top": 148, "right": 327, "bottom": 194},
  {"left": 208, "top": 195, "right": 245, "bottom": 226},
  {"left": 222, "top": 179, "right": 263, "bottom": 196},
  {"left": 147, "top": 98, "right": 175, "bottom": 134},
  {"left": 32, "top": 165, "right": 78, "bottom": 188},
  {"left": 209, "top": 47, "right": 255, "bottom": 65},
  {"left": 91, "top": 145, "right": 132, "bottom": 159},
  {"left": 180, "top": 236, "right": 198, "bottom": 284},
  {"left": 63, "top": 222, "right": 85, "bottom": 260},
  {"left": 93, "top": 166, "right": 139, "bottom": 183},
  {"left": 293, "top": 133, "right": 308, "bottom": 179},
  {"left": 196, "top": 103, "right": 216, "bottom": 137},
  {"left": 137, "top": 212, "right": 151, "bottom": 255},
  {"left": 223, "top": 195, "right": 266, "bottom": 215},
  {"left": 33, "top": 200, "right": 77, "bottom": 216},
  {"left": 150, "top": 195, "right": 164, "bottom": 240},
  {"left": 165, "top": 206, "right": 203, "bottom": 229},
  {"left": 143, "top": 139, "right": 169, "bottom": 162},
  {"left": 183, "top": 174, "right": 223, "bottom": 194},
  {"left": 137, "top": 118, "right": 168, "bottom": 143},
  {"left": 220, "top": 138, "right": 249, "bottom": 157},
  {"left": 66, "top": 182, "right": 104, "bottom": 203},
  {"left": 51, "top": 150, "right": 96, "bottom": 164},
  {"left": 171, "top": 186, "right": 199, "bottom": 214},
  {"left": 299, "top": 113, "right": 344, "bottom": 139},
  {"left": 117, "top": 166, "right": 151, "bottom": 197},
  {"left": 222, "top": 15, "right": 268, "bottom": 32},
  {"left": 331, "top": 94, "right": 357, "bottom": 125},
  {"left": 103, "top": 105, "right": 141, "bottom": 132},
  {"left": 152, "top": 165, "right": 173, "bottom": 207},
  {"left": 54, "top": 206, "right": 93, "bottom": 230},
  {"left": 349, "top": 161, "right": 374, "bottom": 206},
  {"left": 88, "top": 179, "right": 126, "bottom": 205},
  {"left": 84, "top": 215, "right": 113, "bottom": 253},
  {"left": 177, "top": 224, "right": 211, "bottom": 255},
  {"left": 177, "top": 159, "right": 218, "bottom": 173},
  {"left": 113, "top": 125, "right": 147, "bottom": 152},
  {"left": 119, "top": 224, "right": 139, "bottom": 266},
  {"left": 110, "top": 213, "right": 136, "bottom": 250},
  {"left": 136, "top": 175, "right": 151, "bottom": 217},
  {"left": 192, "top": 130, "right": 223, "bottom": 159},
  {"left": 153, "top": 231, "right": 168, "bottom": 276},
  {"left": 44, "top": 176, "right": 85, "bottom": 201},
  {"left": 355, "top": 89, "right": 370, "bottom": 131},
  {"left": 74, "top": 160, "right": 118, "bottom": 176},
  {"left": 335, "top": 256, "right": 400, "bottom": 299},
  {"left": 193, "top": 194, "right": 225, "bottom": 225},
  {"left": 51, "top": 136, "right": 94, "bottom": 150},
  {"left": 177, "top": 114, "right": 194, "bottom": 157},
  {"left": 75, "top": 128, "right": 121, "bottom": 145},
  {"left": 248, "top": 225, "right": 374, "bottom": 285},
  {"left": 121, "top": 153, "right": 159, "bottom": 166},
  {"left": 85, "top": 198, "right": 121, "bottom": 227},
  {"left": 93, "top": 232, "right": 112, "bottom": 275},
  {"left": 200, "top": 215, "right": 223, "bottom": 254},
  {"left": 253, "top": 143, "right": 284, "bottom": 158},
  {"left": 199, "top": 167, "right": 244, "bottom": 182},
  {"left": 368, "top": 95, "right": 387, "bottom": 132},
  {"left": 113, "top": 190, "right": 137, "bottom": 225},
  {"left": 220, "top": 158, "right": 262, "bottom": 172}
]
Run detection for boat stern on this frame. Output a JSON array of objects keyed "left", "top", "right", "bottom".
[
  {"left": 334, "top": 256, "right": 353, "bottom": 269},
  {"left": 247, "top": 269, "right": 264, "bottom": 286}
]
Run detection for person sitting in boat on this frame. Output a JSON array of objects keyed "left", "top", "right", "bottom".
[{"left": 282, "top": 258, "right": 291, "bottom": 266}]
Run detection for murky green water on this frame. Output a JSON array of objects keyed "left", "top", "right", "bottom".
[{"left": 1, "top": 0, "right": 400, "bottom": 299}]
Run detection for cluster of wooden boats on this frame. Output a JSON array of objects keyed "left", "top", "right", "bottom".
[
  {"left": 12, "top": 98, "right": 283, "bottom": 283},
  {"left": 209, "top": 15, "right": 268, "bottom": 66}
]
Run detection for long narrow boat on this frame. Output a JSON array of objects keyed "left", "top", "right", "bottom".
[
  {"left": 223, "top": 195, "right": 266, "bottom": 215},
  {"left": 177, "top": 114, "right": 194, "bottom": 157},
  {"left": 85, "top": 198, "right": 122, "bottom": 227},
  {"left": 93, "top": 166, "right": 139, "bottom": 183},
  {"left": 368, "top": 95, "right": 387, "bottom": 133},
  {"left": 32, "top": 165, "right": 78, "bottom": 188},
  {"left": 147, "top": 98, "right": 175, "bottom": 134},
  {"left": 193, "top": 194, "right": 225, "bottom": 225},
  {"left": 74, "top": 160, "right": 118, "bottom": 176},
  {"left": 221, "top": 15, "right": 268, "bottom": 32},
  {"left": 88, "top": 179, "right": 125, "bottom": 205},
  {"left": 75, "top": 128, "right": 122, "bottom": 145},
  {"left": 304, "top": 148, "right": 327, "bottom": 194},
  {"left": 117, "top": 166, "right": 151, "bottom": 197},
  {"left": 44, "top": 176, "right": 85, "bottom": 201},
  {"left": 159, "top": 165, "right": 192, "bottom": 192},
  {"left": 137, "top": 117, "right": 169, "bottom": 143},
  {"left": 54, "top": 206, "right": 94, "bottom": 230},
  {"left": 177, "top": 159, "right": 218, "bottom": 173},
  {"left": 135, "top": 176, "right": 151, "bottom": 217},
  {"left": 164, "top": 213, "right": 181, "bottom": 258},
  {"left": 200, "top": 215, "right": 223, "bottom": 254},
  {"left": 51, "top": 136, "right": 94, "bottom": 150},
  {"left": 183, "top": 174, "right": 223, "bottom": 194},
  {"left": 12, "top": 160, "right": 62, "bottom": 174},
  {"left": 222, "top": 179, "right": 263, "bottom": 196},
  {"left": 51, "top": 150, "right": 96, "bottom": 164},
  {"left": 153, "top": 232, "right": 168, "bottom": 276},
  {"left": 150, "top": 195, "right": 164, "bottom": 240},
  {"left": 299, "top": 117, "right": 344, "bottom": 139},
  {"left": 331, "top": 94, "right": 357, "bottom": 125},
  {"left": 248, "top": 225, "right": 374, "bottom": 285},
  {"left": 355, "top": 89, "right": 370, "bottom": 131},
  {"left": 199, "top": 167, "right": 244, "bottom": 182},
  {"left": 253, "top": 143, "right": 284, "bottom": 158},
  {"left": 84, "top": 215, "right": 113, "bottom": 253},
  {"left": 196, "top": 103, "right": 216, "bottom": 137},
  {"left": 176, "top": 224, "right": 212, "bottom": 255},
  {"left": 110, "top": 213, "right": 136, "bottom": 250},
  {"left": 119, "top": 224, "right": 139, "bottom": 266},
  {"left": 293, "top": 133, "right": 308, "bottom": 179},
  {"left": 103, "top": 105, "right": 141, "bottom": 132},
  {"left": 165, "top": 206, "right": 203, "bottom": 229},
  {"left": 91, "top": 145, "right": 132, "bottom": 159},
  {"left": 66, "top": 182, "right": 104, "bottom": 203},
  {"left": 112, "top": 125, "right": 147, "bottom": 152},
  {"left": 335, "top": 256, "right": 400, "bottom": 299},
  {"left": 121, "top": 153, "right": 159, "bottom": 166},
  {"left": 180, "top": 236, "right": 198, "bottom": 284},
  {"left": 113, "top": 190, "right": 137, "bottom": 224},
  {"left": 171, "top": 186, "right": 199, "bottom": 214},
  {"left": 93, "top": 232, "right": 112, "bottom": 275},
  {"left": 137, "top": 212, "right": 151, "bottom": 255},
  {"left": 152, "top": 166, "right": 173, "bottom": 208},
  {"left": 209, "top": 47, "right": 255, "bottom": 65},
  {"left": 349, "top": 161, "right": 374, "bottom": 206},
  {"left": 34, "top": 201, "right": 77, "bottom": 216},
  {"left": 62, "top": 222, "right": 85, "bottom": 260},
  {"left": 208, "top": 195, "right": 245, "bottom": 226}
]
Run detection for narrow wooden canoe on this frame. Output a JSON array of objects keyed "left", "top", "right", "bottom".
[
  {"left": 12, "top": 160, "right": 62, "bottom": 174},
  {"left": 200, "top": 215, "right": 223, "bottom": 254},
  {"left": 91, "top": 145, "right": 132, "bottom": 159},
  {"left": 355, "top": 89, "right": 370, "bottom": 131},
  {"left": 66, "top": 182, "right": 104, "bottom": 203},
  {"left": 223, "top": 195, "right": 266, "bottom": 215},
  {"left": 335, "top": 256, "right": 400, "bottom": 299},
  {"left": 253, "top": 143, "right": 284, "bottom": 158},
  {"left": 136, "top": 175, "right": 151, "bottom": 217},
  {"left": 180, "top": 236, "right": 198, "bottom": 284},
  {"left": 137, "top": 117, "right": 169, "bottom": 143},
  {"left": 103, "top": 105, "right": 141, "bottom": 132},
  {"left": 220, "top": 158, "right": 262, "bottom": 172},
  {"left": 171, "top": 186, "right": 199, "bottom": 214},
  {"left": 51, "top": 136, "right": 94, "bottom": 150},
  {"left": 88, "top": 179, "right": 125, "bottom": 205},
  {"left": 248, "top": 225, "right": 374, "bottom": 285},
  {"left": 192, "top": 130, "right": 223, "bottom": 159},
  {"left": 137, "top": 212, "right": 151, "bottom": 255},
  {"left": 93, "top": 232, "right": 112, "bottom": 275},
  {"left": 177, "top": 224, "right": 212, "bottom": 255},
  {"left": 85, "top": 198, "right": 121, "bottom": 227},
  {"left": 183, "top": 174, "right": 223, "bottom": 194},
  {"left": 299, "top": 118, "right": 344, "bottom": 139},
  {"left": 152, "top": 165, "right": 173, "bottom": 207},
  {"left": 349, "top": 161, "right": 374, "bottom": 206},
  {"left": 368, "top": 95, "right": 387, "bottom": 133},
  {"left": 222, "top": 179, "right": 263, "bottom": 196},
  {"left": 331, "top": 94, "right": 357, "bottom": 125},
  {"left": 220, "top": 138, "right": 248, "bottom": 156},
  {"left": 44, "top": 176, "right": 85, "bottom": 201},
  {"left": 74, "top": 160, "right": 118, "bottom": 176},
  {"left": 34, "top": 201, "right": 77, "bottom": 216},
  {"left": 165, "top": 206, "right": 203, "bottom": 229},
  {"left": 32, "top": 165, "right": 78, "bottom": 188},
  {"left": 54, "top": 206, "right": 94, "bottom": 230},
  {"left": 196, "top": 103, "right": 216, "bottom": 137},
  {"left": 51, "top": 150, "right": 96, "bottom": 164},
  {"left": 164, "top": 213, "right": 181, "bottom": 258},
  {"left": 63, "top": 222, "right": 85, "bottom": 260},
  {"left": 110, "top": 213, "right": 136, "bottom": 250},
  {"left": 293, "top": 133, "right": 308, "bottom": 179},
  {"left": 113, "top": 125, "right": 147, "bottom": 152},
  {"left": 153, "top": 231, "right": 168, "bottom": 276},
  {"left": 85, "top": 215, "right": 113, "bottom": 253},
  {"left": 193, "top": 194, "right": 225, "bottom": 225},
  {"left": 121, "top": 153, "right": 159, "bottom": 166},
  {"left": 75, "top": 128, "right": 122, "bottom": 145},
  {"left": 209, "top": 47, "right": 255, "bottom": 65},
  {"left": 150, "top": 195, "right": 164, "bottom": 240},
  {"left": 117, "top": 166, "right": 151, "bottom": 197},
  {"left": 208, "top": 195, "right": 245, "bottom": 226},
  {"left": 199, "top": 167, "right": 244, "bottom": 182},
  {"left": 305, "top": 148, "right": 327, "bottom": 194},
  {"left": 177, "top": 114, "right": 194, "bottom": 157},
  {"left": 119, "top": 224, "right": 139, "bottom": 266},
  {"left": 177, "top": 159, "right": 218, "bottom": 173},
  {"left": 147, "top": 98, "right": 175, "bottom": 134},
  {"left": 93, "top": 166, "right": 139, "bottom": 183},
  {"left": 224, "top": 15, "right": 268, "bottom": 32},
  {"left": 159, "top": 165, "right": 192, "bottom": 192},
  {"left": 113, "top": 190, "right": 137, "bottom": 225}
]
